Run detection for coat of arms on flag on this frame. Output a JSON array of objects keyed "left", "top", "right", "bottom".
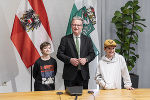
[
  {"left": 77, "top": 6, "right": 96, "bottom": 36},
  {"left": 20, "top": 9, "right": 41, "bottom": 32}
]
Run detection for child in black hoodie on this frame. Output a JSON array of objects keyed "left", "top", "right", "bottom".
[{"left": 33, "top": 42, "right": 57, "bottom": 91}]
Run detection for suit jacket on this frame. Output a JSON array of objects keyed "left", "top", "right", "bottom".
[{"left": 57, "top": 34, "right": 95, "bottom": 80}]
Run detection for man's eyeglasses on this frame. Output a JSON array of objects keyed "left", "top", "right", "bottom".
[{"left": 71, "top": 24, "right": 82, "bottom": 27}]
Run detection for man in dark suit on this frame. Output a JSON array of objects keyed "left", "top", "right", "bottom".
[{"left": 57, "top": 16, "right": 95, "bottom": 89}]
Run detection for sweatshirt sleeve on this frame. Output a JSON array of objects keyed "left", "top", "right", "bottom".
[
  {"left": 54, "top": 59, "right": 57, "bottom": 76},
  {"left": 120, "top": 56, "right": 132, "bottom": 89},
  {"left": 33, "top": 61, "right": 38, "bottom": 79},
  {"left": 95, "top": 61, "right": 106, "bottom": 88}
]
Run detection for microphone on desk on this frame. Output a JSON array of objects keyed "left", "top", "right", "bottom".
[
  {"left": 75, "top": 95, "right": 78, "bottom": 100},
  {"left": 56, "top": 92, "right": 63, "bottom": 95},
  {"left": 88, "top": 91, "right": 94, "bottom": 94},
  {"left": 56, "top": 92, "right": 63, "bottom": 100},
  {"left": 88, "top": 91, "right": 95, "bottom": 100}
]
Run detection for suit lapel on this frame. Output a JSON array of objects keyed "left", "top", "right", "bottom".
[{"left": 69, "top": 34, "right": 78, "bottom": 54}]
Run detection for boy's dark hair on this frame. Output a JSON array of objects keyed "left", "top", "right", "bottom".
[{"left": 40, "top": 42, "right": 51, "bottom": 50}]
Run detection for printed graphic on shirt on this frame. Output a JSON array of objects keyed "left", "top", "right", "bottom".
[{"left": 40, "top": 65, "right": 54, "bottom": 85}]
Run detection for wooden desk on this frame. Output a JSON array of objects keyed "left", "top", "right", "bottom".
[{"left": 0, "top": 89, "right": 150, "bottom": 100}]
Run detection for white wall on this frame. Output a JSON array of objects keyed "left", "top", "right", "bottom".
[
  {"left": 0, "top": 0, "right": 20, "bottom": 92},
  {"left": 137, "top": 0, "right": 150, "bottom": 88}
]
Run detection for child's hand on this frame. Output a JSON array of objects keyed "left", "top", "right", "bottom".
[{"left": 126, "top": 87, "right": 134, "bottom": 90}]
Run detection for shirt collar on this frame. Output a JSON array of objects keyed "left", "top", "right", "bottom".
[{"left": 73, "top": 34, "right": 81, "bottom": 38}]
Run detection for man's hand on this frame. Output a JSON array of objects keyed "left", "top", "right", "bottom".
[
  {"left": 70, "top": 58, "right": 79, "bottom": 66},
  {"left": 79, "top": 58, "right": 87, "bottom": 65}
]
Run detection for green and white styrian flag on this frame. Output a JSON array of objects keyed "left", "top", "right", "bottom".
[{"left": 66, "top": 0, "right": 99, "bottom": 56}]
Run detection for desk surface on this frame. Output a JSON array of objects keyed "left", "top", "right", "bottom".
[{"left": 0, "top": 89, "right": 150, "bottom": 100}]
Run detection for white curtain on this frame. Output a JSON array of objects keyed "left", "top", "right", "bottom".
[{"left": 97, "top": 0, "right": 150, "bottom": 88}]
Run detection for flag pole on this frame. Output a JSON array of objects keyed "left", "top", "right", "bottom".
[{"left": 31, "top": 66, "right": 33, "bottom": 91}]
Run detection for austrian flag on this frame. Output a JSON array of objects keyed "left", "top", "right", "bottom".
[{"left": 11, "top": 0, "right": 54, "bottom": 68}]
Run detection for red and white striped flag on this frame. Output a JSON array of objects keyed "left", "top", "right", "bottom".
[{"left": 11, "top": 0, "right": 54, "bottom": 68}]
